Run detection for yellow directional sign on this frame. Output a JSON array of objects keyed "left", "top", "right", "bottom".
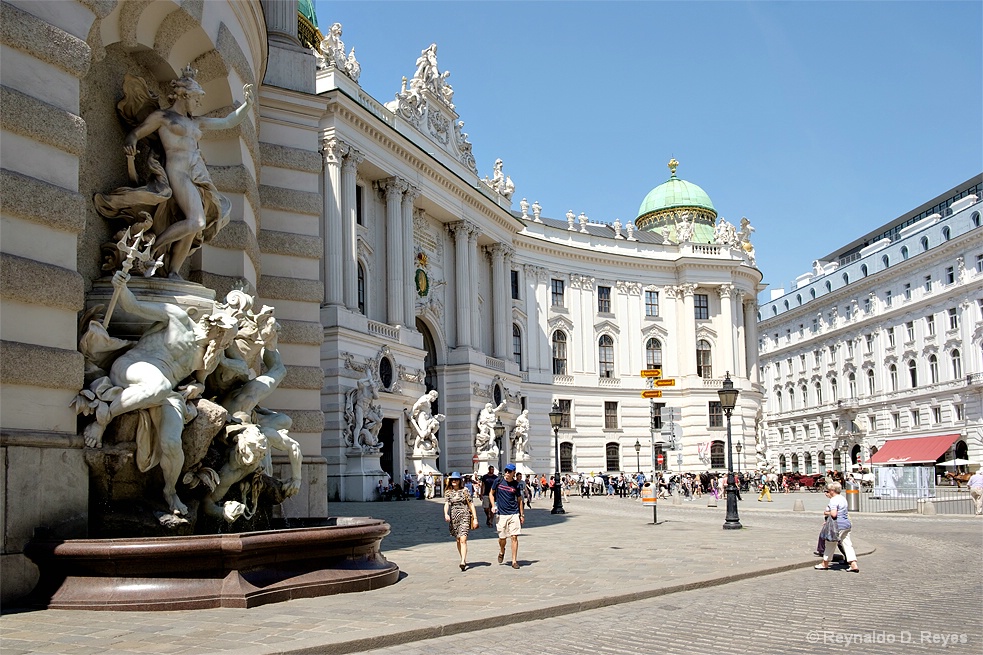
[
  {"left": 640, "top": 369, "right": 663, "bottom": 379},
  {"left": 655, "top": 379, "right": 676, "bottom": 387},
  {"left": 641, "top": 390, "right": 663, "bottom": 398}
]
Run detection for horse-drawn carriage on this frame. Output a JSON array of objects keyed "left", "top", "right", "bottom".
[{"left": 795, "top": 473, "right": 827, "bottom": 492}]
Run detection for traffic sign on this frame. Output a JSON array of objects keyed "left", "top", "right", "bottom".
[
  {"left": 640, "top": 368, "right": 663, "bottom": 379},
  {"left": 657, "top": 454, "right": 664, "bottom": 465},
  {"left": 641, "top": 390, "right": 663, "bottom": 398},
  {"left": 655, "top": 379, "right": 676, "bottom": 387},
  {"left": 472, "top": 454, "right": 479, "bottom": 464}
]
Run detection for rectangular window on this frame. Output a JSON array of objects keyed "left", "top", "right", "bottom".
[
  {"left": 355, "top": 185, "right": 364, "bottom": 226},
  {"left": 864, "top": 297, "right": 871, "bottom": 314},
  {"left": 597, "top": 286, "right": 611, "bottom": 313},
  {"left": 945, "top": 266, "right": 955, "bottom": 284},
  {"left": 948, "top": 307, "right": 958, "bottom": 330},
  {"left": 865, "top": 334, "right": 874, "bottom": 353},
  {"left": 926, "top": 314, "right": 935, "bottom": 336},
  {"left": 845, "top": 304, "right": 852, "bottom": 320},
  {"left": 510, "top": 270, "right": 520, "bottom": 300},
  {"left": 932, "top": 406, "right": 941, "bottom": 424},
  {"left": 885, "top": 289, "right": 892, "bottom": 306},
  {"left": 904, "top": 283, "right": 912, "bottom": 300},
  {"left": 651, "top": 402, "right": 665, "bottom": 431},
  {"left": 708, "top": 402, "right": 723, "bottom": 428},
  {"left": 955, "top": 404, "right": 964, "bottom": 421},
  {"left": 906, "top": 321, "right": 915, "bottom": 342},
  {"left": 645, "top": 290, "right": 659, "bottom": 317},
  {"left": 976, "top": 254, "right": 983, "bottom": 273},
  {"left": 812, "top": 318, "right": 819, "bottom": 333},
  {"left": 604, "top": 401, "right": 618, "bottom": 429},
  {"left": 911, "top": 409, "right": 920, "bottom": 427},
  {"left": 551, "top": 279, "right": 565, "bottom": 307},
  {"left": 924, "top": 275, "right": 932, "bottom": 292},
  {"left": 814, "top": 350, "right": 822, "bottom": 367},
  {"left": 888, "top": 326, "right": 895, "bottom": 347},
  {"left": 694, "top": 294, "right": 709, "bottom": 319},
  {"left": 799, "top": 354, "right": 806, "bottom": 371},
  {"left": 847, "top": 340, "right": 855, "bottom": 358},
  {"left": 799, "top": 324, "right": 804, "bottom": 337},
  {"left": 892, "top": 412, "right": 900, "bottom": 429},
  {"left": 558, "top": 399, "right": 572, "bottom": 428}
]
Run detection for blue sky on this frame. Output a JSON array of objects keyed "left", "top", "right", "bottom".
[{"left": 313, "top": 1, "right": 982, "bottom": 301}]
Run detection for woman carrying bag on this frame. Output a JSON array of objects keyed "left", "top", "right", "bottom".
[
  {"left": 815, "top": 481, "right": 860, "bottom": 573},
  {"left": 444, "top": 472, "right": 480, "bottom": 571}
]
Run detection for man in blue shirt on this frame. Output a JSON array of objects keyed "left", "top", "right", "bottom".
[{"left": 490, "top": 463, "right": 525, "bottom": 569}]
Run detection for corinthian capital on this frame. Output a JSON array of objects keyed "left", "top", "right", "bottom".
[
  {"left": 717, "top": 283, "right": 734, "bottom": 299},
  {"left": 342, "top": 147, "right": 365, "bottom": 171},
  {"left": 404, "top": 185, "right": 422, "bottom": 204},
  {"left": 378, "top": 176, "right": 409, "bottom": 201},
  {"left": 321, "top": 137, "right": 348, "bottom": 165},
  {"left": 680, "top": 283, "right": 698, "bottom": 297},
  {"left": 447, "top": 220, "right": 478, "bottom": 240}
]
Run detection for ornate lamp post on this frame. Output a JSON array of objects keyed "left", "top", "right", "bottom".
[
  {"left": 735, "top": 441, "right": 743, "bottom": 475},
  {"left": 494, "top": 419, "right": 505, "bottom": 467},
  {"left": 718, "top": 372, "right": 742, "bottom": 530},
  {"left": 549, "top": 402, "right": 566, "bottom": 514},
  {"left": 634, "top": 439, "right": 641, "bottom": 475}
]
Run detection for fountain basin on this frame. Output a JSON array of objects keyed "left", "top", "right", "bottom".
[{"left": 23, "top": 517, "right": 398, "bottom": 610}]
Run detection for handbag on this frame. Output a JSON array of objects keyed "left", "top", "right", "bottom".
[{"left": 820, "top": 515, "right": 839, "bottom": 541}]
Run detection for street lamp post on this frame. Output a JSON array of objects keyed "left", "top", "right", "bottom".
[
  {"left": 634, "top": 439, "right": 641, "bottom": 475},
  {"left": 549, "top": 402, "right": 566, "bottom": 514},
  {"left": 494, "top": 418, "right": 505, "bottom": 467},
  {"left": 718, "top": 372, "right": 742, "bottom": 530},
  {"left": 735, "top": 441, "right": 743, "bottom": 475}
]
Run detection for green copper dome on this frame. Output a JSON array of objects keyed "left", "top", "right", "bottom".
[
  {"left": 636, "top": 159, "right": 715, "bottom": 218},
  {"left": 298, "top": 0, "right": 318, "bottom": 28}
]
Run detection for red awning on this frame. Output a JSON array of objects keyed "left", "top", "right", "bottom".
[{"left": 869, "top": 434, "right": 960, "bottom": 465}]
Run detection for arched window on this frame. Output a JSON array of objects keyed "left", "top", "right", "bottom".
[
  {"left": 357, "top": 262, "right": 366, "bottom": 314},
  {"left": 972, "top": 211, "right": 980, "bottom": 227},
  {"left": 866, "top": 369, "right": 875, "bottom": 395},
  {"left": 775, "top": 390, "right": 783, "bottom": 412},
  {"left": 696, "top": 339, "right": 712, "bottom": 378},
  {"left": 810, "top": 289, "right": 817, "bottom": 300},
  {"left": 645, "top": 338, "right": 663, "bottom": 369},
  {"left": 951, "top": 349, "right": 962, "bottom": 378},
  {"left": 804, "top": 452, "right": 813, "bottom": 474},
  {"left": 784, "top": 299, "right": 790, "bottom": 310},
  {"left": 788, "top": 387, "right": 796, "bottom": 409},
  {"left": 861, "top": 264, "right": 868, "bottom": 277},
  {"left": 818, "top": 451, "right": 827, "bottom": 474},
  {"left": 815, "top": 382, "right": 823, "bottom": 405},
  {"left": 920, "top": 236, "right": 929, "bottom": 252},
  {"left": 779, "top": 454, "right": 787, "bottom": 474},
  {"left": 929, "top": 354, "right": 938, "bottom": 384},
  {"left": 831, "top": 377, "right": 838, "bottom": 401},
  {"left": 551, "top": 331, "right": 567, "bottom": 375},
  {"left": 598, "top": 335, "right": 615, "bottom": 378},
  {"left": 942, "top": 226, "right": 951, "bottom": 241},
  {"left": 882, "top": 254, "right": 890, "bottom": 268},
  {"left": 825, "top": 281, "right": 832, "bottom": 293},
  {"left": 513, "top": 324, "right": 523, "bottom": 370},
  {"left": 907, "top": 359, "right": 918, "bottom": 388},
  {"left": 842, "top": 272, "right": 849, "bottom": 285},
  {"left": 605, "top": 443, "right": 621, "bottom": 472},
  {"left": 801, "top": 384, "right": 808, "bottom": 407},
  {"left": 901, "top": 246, "right": 909, "bottom": 260},
  {"left": 848, "top": 372, "right": 857, "bottom": 398},
  {"left": 772, "top": 305, "right": 778, "bottom": 316},
  {"left": 832, "top": 450, "right": 842, "bottom": 470},
  {"left": 796, "top": 294, "right": 802, "bottom": 305},
  {"left": 710, "top": 441, "right": 725, "bottom": 469},
  {"left": 889, "top": 364, "right": 898, "bottom": 391},
  {"left": 559, "top": 442, "right": 573, "bottom": 473},
  {"left": 791, "top": 453, "right": 800, "bottom": 472}
]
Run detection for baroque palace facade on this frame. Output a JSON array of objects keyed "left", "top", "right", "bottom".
[
  {"left": 0, "top": 1, "right": 761, "bottom": 600},
  {"left": 757, "top": 176, "right": 983, "bottom": 475}
]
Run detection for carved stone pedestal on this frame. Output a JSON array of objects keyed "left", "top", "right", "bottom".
[
  {"left": 340, "top": 448, "right": 385, "bottom": 502},
  {"left": 513, "top": 454, "right": 535, "bottom": 477},
  {"left": 410, "top": 454, "right": 440, "bottom": 476},
  {"left": 476, "top": 450, "right": 500, "bottom": 472},
  {"left": 86, "top": 277, "right": 216, "bottom": 340}
]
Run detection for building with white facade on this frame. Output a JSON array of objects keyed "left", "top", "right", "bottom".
[
  {"left": 0, "top": 0, "right": 762, "bottom": 601},
  {"left": 756, "top": 176, "right": 983, "bottom": 475}
]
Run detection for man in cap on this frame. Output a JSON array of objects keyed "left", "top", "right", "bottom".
[
  {"left": 480, "top": 465, "right": 498, "bottom": 525},
  {"left": 490, "top": 463, "right": 525, "bottom": 569}
]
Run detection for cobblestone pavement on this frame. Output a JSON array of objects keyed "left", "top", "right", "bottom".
[{"left": 0, "top": 492, "right": 976, "bottom": 655}]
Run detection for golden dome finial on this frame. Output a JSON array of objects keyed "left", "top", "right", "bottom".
[{"left": 668, "top": 157, "right": 679, "bottom": 176}]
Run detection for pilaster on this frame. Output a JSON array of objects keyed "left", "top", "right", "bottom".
[
  {"left": 341, "top": 147, "right": 364, "bottom": 311},
  {"left": 321, "top": 137, "right": 346, "bottom": 306}
]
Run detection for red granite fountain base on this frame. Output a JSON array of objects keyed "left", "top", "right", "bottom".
[{"left": 23, "top": 518, "right": 398, "bottom": 610}]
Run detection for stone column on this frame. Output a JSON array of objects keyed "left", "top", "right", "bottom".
[
  {"left": 718, "top": 284, "right": 735, "bottom": 376},
  {"left": 321, "top": 138, "right": 346, "bottom": 306},
  {"left": 680, "top": 284, "right": 698, "bottom": 376},
  {"left": 402, "top": 187, "right": 420, "bottom": 331},
  {"left": 744, "top": 294, "right": 760, "bottom": 383},
  {"left": 663, "top": 286, "right": 680, "bottom": 376},
  {"left": 341, "top": 147, "right": 364, "bottom": 311},
  {"left": 261, "top": 0, "right": 301, "bottom": 46},
  {"left": 735, "top": 291, "right": 747, "bottom": 378},
  {"left": 381, "top": 177, "right": 408, "bottom": 326},
  {"left": 449, "top": 222, "right": 472, "bottom": 348},
  {"left": 468, "top": 227, "right": 481, "bottom": 351},
  {"left": 488, "top": 243, "right": 511, "bottom": 360}
]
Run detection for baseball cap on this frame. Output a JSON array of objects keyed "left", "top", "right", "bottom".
[{"left": 504, "top": 463, "right": 516, "bottom": 472}]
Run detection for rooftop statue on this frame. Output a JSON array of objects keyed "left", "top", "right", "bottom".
[{"left": 319, "top": 23, "right": 360, "bottom": 82}]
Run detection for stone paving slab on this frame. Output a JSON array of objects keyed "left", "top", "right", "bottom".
[{"left": 0, "top": 494, "right": 889, "bottom": 655}]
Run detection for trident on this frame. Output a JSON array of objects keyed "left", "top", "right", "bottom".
[{"left": 102, "top": 228, "right": 161, "bottom": 328}]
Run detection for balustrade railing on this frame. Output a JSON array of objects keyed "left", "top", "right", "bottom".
[{"left": 367, "top": 320, "right": 399, "bottom": 340}]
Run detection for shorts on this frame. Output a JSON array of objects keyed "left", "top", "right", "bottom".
[
  {"left": 482, "top": 495, "right": 491, "bottom": 509},
  {"left": 496, "top": 513, "right": 521, "bottom": 538}
]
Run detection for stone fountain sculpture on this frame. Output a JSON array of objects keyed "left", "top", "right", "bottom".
[{"left": 22, "top": 70, "right": 398, "bottom": 611}]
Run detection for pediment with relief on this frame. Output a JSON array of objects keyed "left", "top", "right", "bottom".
[
  {"left": 548, "top": 314, "right": 574, "bottom": 333},
  {"left": 594, "top": 319, "right": 621, "bottom": 336}
]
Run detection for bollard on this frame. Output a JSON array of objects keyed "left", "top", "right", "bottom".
[
  {"left": 919, "top": 499, "right": 937, "bottom": 515},
  {"left": 793, "top": 499, "right": 805, "bottom": 512},
  {"left": 707, "top": 495, "right": 717, "bottom": 507},
  {"left": 673, "top": 492, "right": 682, "bottom": 506},
  {"left": 845, "top": 480, "right": 861, "bottom": 512}
]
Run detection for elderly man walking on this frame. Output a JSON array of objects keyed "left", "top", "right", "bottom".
[{"left": 969, "top": 469, "right": 983, "bottom": 515}]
